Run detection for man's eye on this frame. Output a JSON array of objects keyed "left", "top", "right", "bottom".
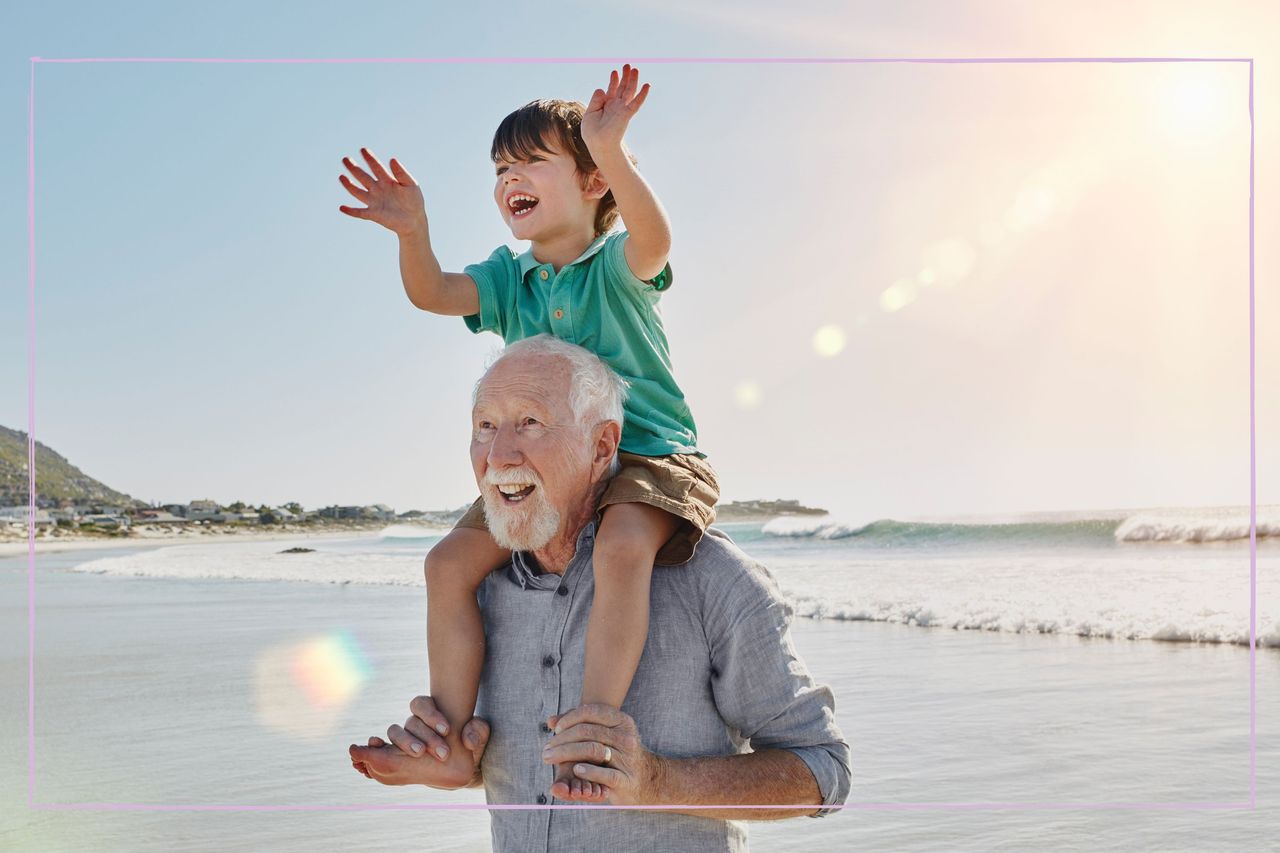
[
  {"left": 522, "top": 417, "right": 540, "bottom": 426},
  {"left": 477, "top": 421, "right": 494, "bottom": 430}
]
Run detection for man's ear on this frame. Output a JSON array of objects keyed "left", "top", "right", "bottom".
[{"left": 592, "top": 420, "right": 622, "bottom": 471}]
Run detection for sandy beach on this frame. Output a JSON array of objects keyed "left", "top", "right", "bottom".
[{"left": 2, "top": 530, "right": 1276, "bottom": 851}]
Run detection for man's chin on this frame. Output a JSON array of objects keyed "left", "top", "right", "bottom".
[{"left": 482, "top": 497, "right": 559, "bottom": 552}]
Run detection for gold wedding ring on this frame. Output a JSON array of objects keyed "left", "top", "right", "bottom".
[{"left": 602, "top": 746, "right": 613, "bottom": 765}]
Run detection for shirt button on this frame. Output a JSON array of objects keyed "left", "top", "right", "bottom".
[
  {"left": 553, "top": 308, "right": 564, "bottom": 319},
  {"left": 542, "top": 655, "right": 555, "bottom": 668},
  {"left": 540, "top": 721, "right": 551, "bottom": 733},
  {"left": 556, "top": 585, "right": 569, "bottom": 596},
  {"left": 537, "top": 794, "right": 548, "bottom": 804},
  {"left": 539, "top": 269, "right": 549, "bottom": 280}
]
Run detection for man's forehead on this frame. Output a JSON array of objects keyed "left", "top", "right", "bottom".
[{"left": 474, "top": 355, "right": 572, "bottom": 408}]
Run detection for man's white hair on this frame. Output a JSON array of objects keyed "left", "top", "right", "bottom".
[{"left": 474, "top": 335, "right": 629, "bottom": 473}]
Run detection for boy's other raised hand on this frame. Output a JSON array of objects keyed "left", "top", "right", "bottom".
[
  {"left": 339, "top": 148, "right": 428, "bottom": 237},
  {"left": 581, "top": 63, "right": 650, "bottom": 154}
]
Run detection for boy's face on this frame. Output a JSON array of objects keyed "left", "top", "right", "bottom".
[{"left": 493, "top": 139, "right": 603, "bottom": 242}]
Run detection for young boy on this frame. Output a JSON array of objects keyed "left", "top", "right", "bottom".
[{"left": 339, "top": 64, "right": 718, "bottom": 801}]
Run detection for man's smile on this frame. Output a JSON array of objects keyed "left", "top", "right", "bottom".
[{"left": 496, "top": 483, "right": 537, "bottom": 502}]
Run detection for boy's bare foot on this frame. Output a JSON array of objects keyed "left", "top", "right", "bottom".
[{"left": 549, "top": 761, "right": 608, "bottom": 801}]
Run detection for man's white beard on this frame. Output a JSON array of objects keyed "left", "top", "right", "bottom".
[{"left": 481, "top": 469, "right": 562, "bottom": 552}]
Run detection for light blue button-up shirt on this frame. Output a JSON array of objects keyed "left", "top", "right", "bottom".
[{"left": 474, "top": 522, "right": 851, "bottom": 852}]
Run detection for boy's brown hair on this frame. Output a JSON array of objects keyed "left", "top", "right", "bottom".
[{"left": 491, "top": 99, "right": 638, "bottom": 238}]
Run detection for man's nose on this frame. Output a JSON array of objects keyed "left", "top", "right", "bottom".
[{"left": 487, "top": 424, "right": 523, "bottom": 466}]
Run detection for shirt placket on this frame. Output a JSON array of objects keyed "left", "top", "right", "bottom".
[{"left": 543, "top": 265, "right": 576, "bottom": 342}]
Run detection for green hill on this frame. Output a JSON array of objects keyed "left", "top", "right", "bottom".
[{"left": 0, "top": 425, "right": 138, "bottom": 507}]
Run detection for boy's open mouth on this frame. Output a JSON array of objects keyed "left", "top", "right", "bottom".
[
  {"left": 507, "top": 193, "right": 540, "bottom": 218},
  {"left": 496, "top": 483, "right": 536, "bottom": 503}
]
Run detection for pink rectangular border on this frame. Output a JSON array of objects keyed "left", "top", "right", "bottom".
[{"left": 25, "top": 55, "right": 1258, "bottom": 812}]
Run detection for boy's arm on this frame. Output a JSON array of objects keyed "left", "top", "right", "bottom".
[
  {"left": 581, "top": 65, "right": 672, "bottom": 282},
  {"left": 399, "top": 225, "right": 481, "bottom": 316},
  {"left": 338, "top": 148, "right": 480, "bottom": 316}
]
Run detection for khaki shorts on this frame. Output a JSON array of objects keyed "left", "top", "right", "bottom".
[{"left": 454, "top": 452, "right": 720, "bottom": 566}]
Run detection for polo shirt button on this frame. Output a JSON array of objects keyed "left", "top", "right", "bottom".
[
  {"left": 539, "top": 269, "right": 549, "bottom": 280},
  {"left": 556, "top": 585, "right": 569, "bottom": 596},
  {"left": 537, "top": 794, "right": 548, "bottom": 804},
  {"left": 553, "top": 308, "right": 564, "bottom": 319},
  {"left": 540, "top": 721, "right": 551, "bottom": 733},
  {"left": 542, "top": 655, "right": 555, "bottom": 668}
]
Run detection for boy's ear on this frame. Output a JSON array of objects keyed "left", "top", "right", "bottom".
[{"left": 582, "top": 168, "right": 610, "bottom": 201}]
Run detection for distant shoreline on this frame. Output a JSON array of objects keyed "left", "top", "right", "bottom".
[{"left": 0, "top": 520, "right": 448, "bottom": 558}]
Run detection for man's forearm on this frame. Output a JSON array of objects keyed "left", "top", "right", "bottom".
[
  {"left": 591, "top": 147, "right": 671, "bottom": 257},
  {"left": 398, "top": 222, "right": 447, "bottom": 311},
  {"left": 649, "top": 749, "right": 823, "bottom": 820}
]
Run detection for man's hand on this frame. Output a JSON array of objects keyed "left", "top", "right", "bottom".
[
  {"left": 349, "top": 695, "right": 490, "bottom": 789},
  {"left": 580, "top": 64, "right": 650, "bottom": 155},
  {"left": 338, "top": 147, "right": 429, "bottom": 237},
  {"left": 542, "top": 704, "right": 662, "bottom": 805}
]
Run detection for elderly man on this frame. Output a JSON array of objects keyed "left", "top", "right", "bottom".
[{"left": 350, "top": 335, "right": 850, "bottom": 851}]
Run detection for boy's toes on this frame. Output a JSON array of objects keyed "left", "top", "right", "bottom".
[{"left": 549, "top": 779, "right": 572, "bottom": 800}]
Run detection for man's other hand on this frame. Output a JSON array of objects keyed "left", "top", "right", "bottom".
[
  {"left": 542, "top": 703, "right": 663, "bottom": 805},
  {"left": 349, "top": 695, "right": 490, "bottom": 789}
]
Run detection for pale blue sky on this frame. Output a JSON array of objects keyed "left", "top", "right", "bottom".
[{"left": 2, "top": 1, "right": 1275, "bottom": 520}]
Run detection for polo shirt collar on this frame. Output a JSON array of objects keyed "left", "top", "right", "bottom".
[{"left": 515, "top": 232, "right": 610, "bottom": 281}]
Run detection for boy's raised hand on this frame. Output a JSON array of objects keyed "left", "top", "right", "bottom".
[
  {"left": 581, "top": 63, "right": 650, "bottom": 153},
  {"left": 339, "top": 148, "right": 428, "bottom": 237}
]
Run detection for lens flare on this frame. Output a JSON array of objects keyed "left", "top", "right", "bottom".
[
  {"left": 879, "top": 280, "right": 918, "bottom": 313},
  {"left": 734, "top": 380, "right": 763, "bottom": 409},
  {"left": 812, "top": 325, "right": 847, "bottom": 358},
  {"left": 254, "top": 630, "right": 372, "bottom": 740}
]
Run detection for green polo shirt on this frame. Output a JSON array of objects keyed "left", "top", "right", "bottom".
[{"left": 462, "top": 230, "right": 701, "bottom": 457}]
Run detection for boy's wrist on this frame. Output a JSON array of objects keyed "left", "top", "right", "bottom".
[{"left": 397, "top": 215, "right": 431, "bottom": 241}]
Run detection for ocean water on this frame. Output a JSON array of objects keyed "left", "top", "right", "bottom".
[
  {"left": 2, "top": 505, "right": 1277, "bottom": 851},
  {"left": 65, "top": 504, "right": 1280, "bottom": 647}
]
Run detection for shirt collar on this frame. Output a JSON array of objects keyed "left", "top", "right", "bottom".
[
  {"left": 508, "top": 517, "right": 599, "bottom": 590},
  {"left": 515, "top": 232, "right": 610, "bottom": 282}
]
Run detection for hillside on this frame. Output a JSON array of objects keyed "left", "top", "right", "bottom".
[{"left": 0, "top": 425, "right": 137, "bottom": 507}]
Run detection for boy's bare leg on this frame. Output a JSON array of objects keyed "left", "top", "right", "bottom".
[
  {"left": 425, "top": 526, "right": 512, "bottom": 787},
  {"left": 552, "top": 502, "right": 680, "bottom": 801}
]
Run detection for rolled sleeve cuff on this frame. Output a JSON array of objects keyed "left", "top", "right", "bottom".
[
  {"left": 785, "top": 744, "right": 851, "bottom": 818},
  {"left": 461, "top": 263, "right": 501, "bottom": 335}
]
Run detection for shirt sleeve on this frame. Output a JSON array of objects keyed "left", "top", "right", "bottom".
[
  {"left": 703, "top": 558, "right": 852, "bottom": 818},
  {"left": 603, "top": 230, "right": 673, "bottom": 297},
  {"left": 461, "top": 246, "right": 515, "bottom": 336}
]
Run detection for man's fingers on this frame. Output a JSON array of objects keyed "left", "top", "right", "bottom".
[
  {"left": 385, "top": 723, "right": 428, "bottom": 758},
  {"left": 342, "top": 156, "right": 376, "bottom": 190},
  {"left": 552, "top": 703, "right": 626, "bottom": 734},
  {"left": 542, "top": 740, "right": 613, "bottom": 767},
  {"left": 403, "top": 715, "right": 450, "bottom": 761},
  {"left": 389, "top": 158, "right": 418, "bottom": 186},
  {"left": 544, "top": 722, "right": 614, "bottom": 750},
  {"left": 361, "top": 147, "right": 394, "bottom": 182},
  {"left": 339, "top": 174, "right": 370, "bottom": 202},
  {"left": 572, "top": 762, "right": 625, "bottom": 789},
  {"left": 462, "top": 717, "right": 491, "bottom": 752},
  {"left": 409, "top": 695, "right": 450, "bottom": 736}
]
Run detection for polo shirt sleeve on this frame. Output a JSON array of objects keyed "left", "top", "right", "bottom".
[
  {"left": 603, "top": 230, "right": 673, "bottom": 296},
  {"left": 703, "top": 558, "right": 852, "bottom": 818},
  {"left": 461, "top": 246, "right": 515, "bottom": 336}
]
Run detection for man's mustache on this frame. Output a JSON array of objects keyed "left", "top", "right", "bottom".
[{"left": 484, "top": 468, "right": 544, "bottom": 488}]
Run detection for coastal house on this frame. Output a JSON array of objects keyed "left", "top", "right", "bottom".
[
  {"left": 187, "top": 500, "right": 223, "bottom": 522},
  {"left": 371, "top": 504, "right": 395, "bottom": 521},
  {"left": 84, "top": 514, "right": 128, "bottom": 529}
]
